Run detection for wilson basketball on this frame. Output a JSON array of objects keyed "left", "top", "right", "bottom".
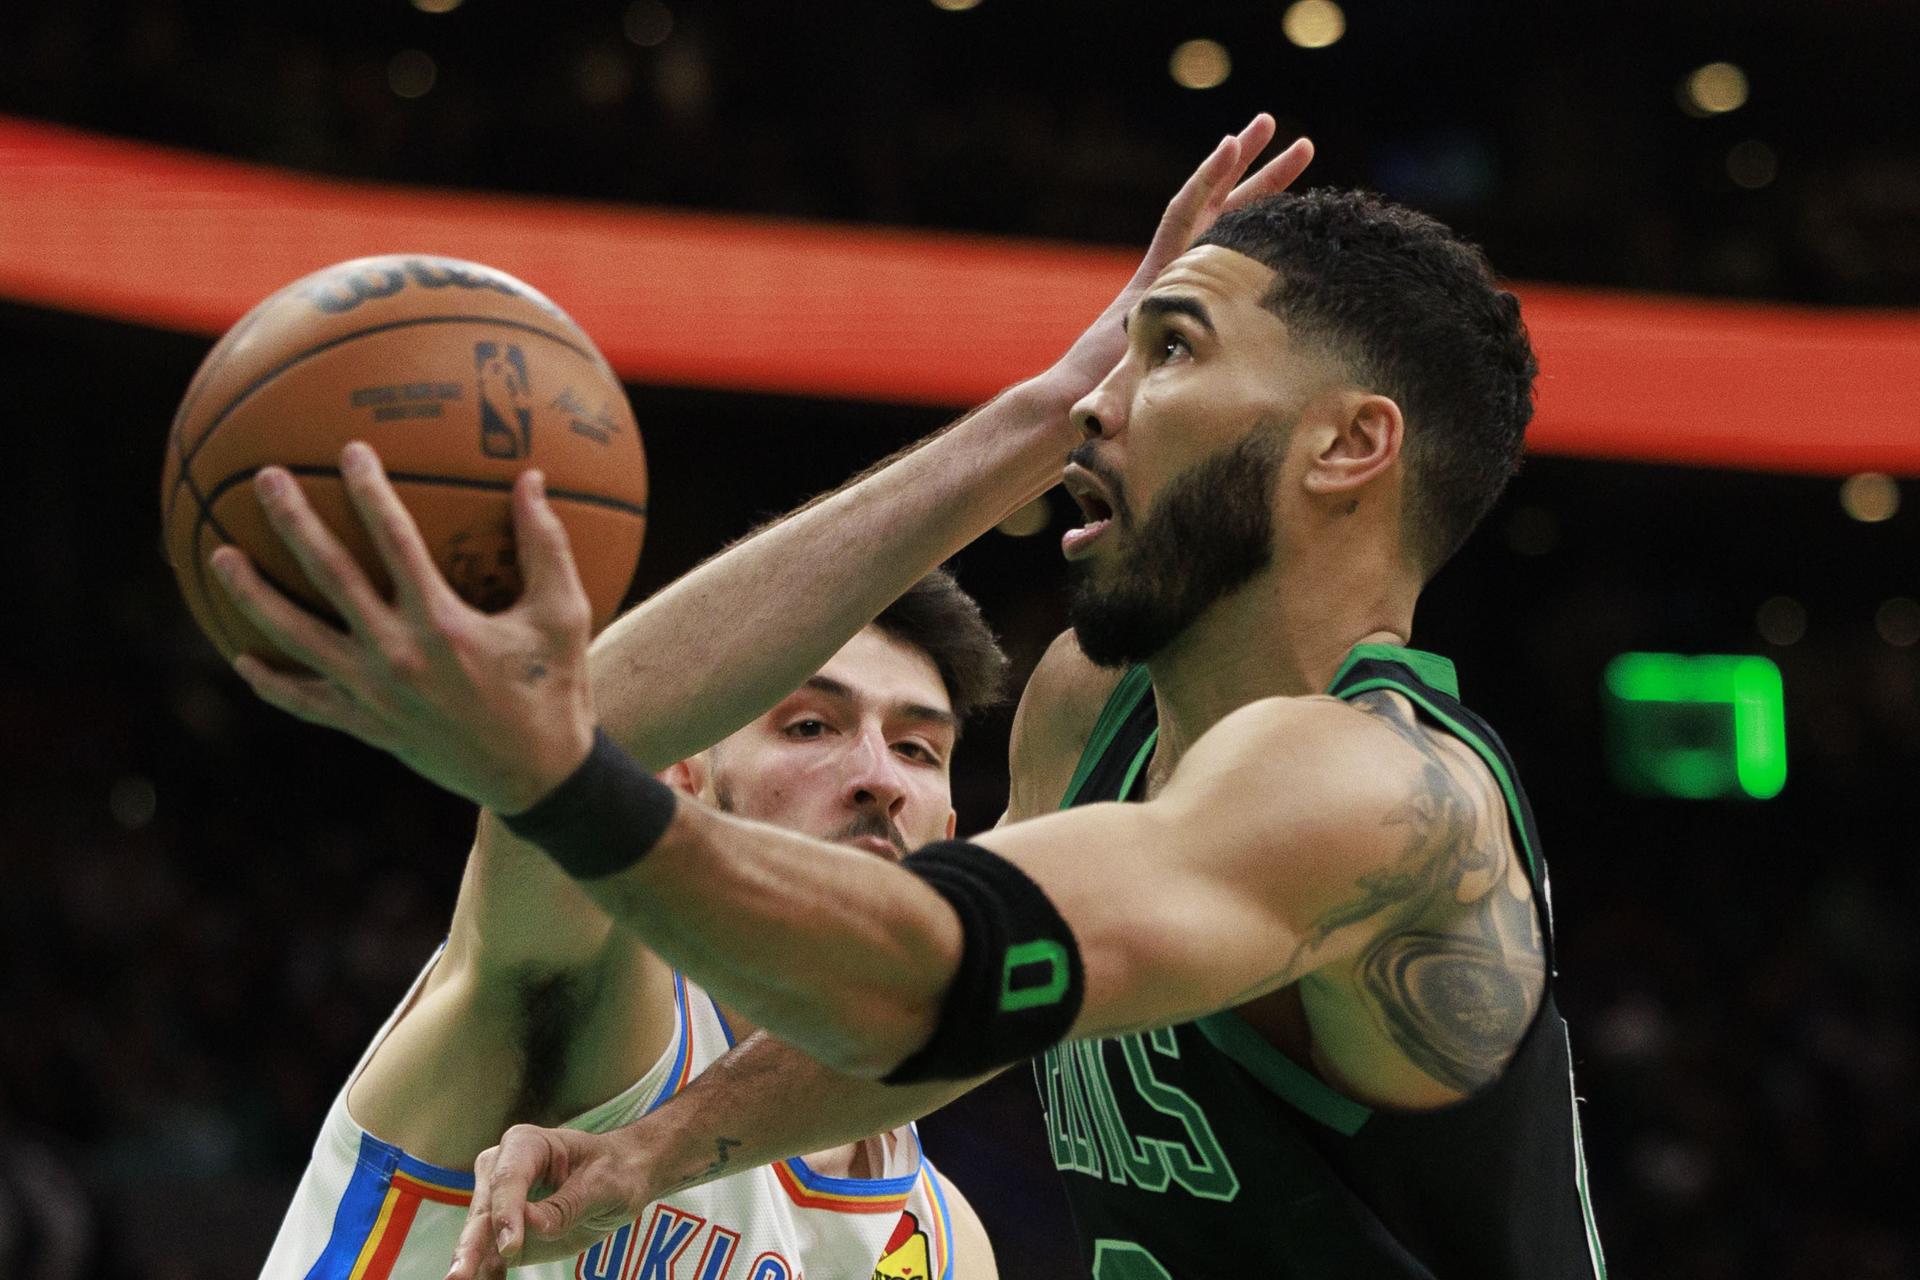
[{"left": 161, "top": 255, "right": 647, "bottom": 665}]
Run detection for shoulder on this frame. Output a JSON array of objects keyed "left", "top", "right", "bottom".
[
  {"left": 929, "top": 1165, "right": 998, "bottom": 1280},
  {"left": 1004, "top": 629, "right": 1129, "bottom": 821},
  {"left": 1173, "top": 692, "right": 1428, "bottom": 811},
  {"left": 1155, "top": 694, "right": 1444, "bottom": 904}
]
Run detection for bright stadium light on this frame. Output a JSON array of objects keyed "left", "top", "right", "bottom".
[
  {"left": 1283, "top": 0, "right": 1346, "bottom": 50},
  {"left": 1170, "top": 39, "right": 1232, "bottom": 90},
  {"left": 1682, "top": 61, "right": 1749, "bottom": 115},
  {"left": 1840, "top": 472, "right": 1900, "bottom": 522}
]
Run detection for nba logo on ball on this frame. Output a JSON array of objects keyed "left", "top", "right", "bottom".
[
  {"left": 163, "top": 253, "right": 648, "bottom": 665},
  {"left": 475, "top": 341, "right": 533, "bottom": 459}
]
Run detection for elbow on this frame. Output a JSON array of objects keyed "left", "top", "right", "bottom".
[
  {"left": 812, "top": 872, "right": 961, "bottom": 1079},
  {"left": 813, "top": 1043, "right": 902, "bottom": 1083},
  {"left": 802, "top": 987, "right": 942, "bottom": 1081}
]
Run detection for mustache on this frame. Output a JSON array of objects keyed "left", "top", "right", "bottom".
[
  {"left": 830, "top": 811, "right": 908, "bottom": 856},
  {"left": 1065, "top": 443, "right": 1132, "bottom": 525}
]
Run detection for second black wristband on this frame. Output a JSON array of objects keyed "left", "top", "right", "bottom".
[{"left": 499, "top": 727, "right": 678, "bottom": 880}]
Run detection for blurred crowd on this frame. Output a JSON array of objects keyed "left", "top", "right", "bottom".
[{"left": 3, "top": 0, "right": 1919, "bottom": 306}]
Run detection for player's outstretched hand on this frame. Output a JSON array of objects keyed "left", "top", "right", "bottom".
[
  {"left": 1045, "top": 114, "right": 1314, "bottom": 396},
  {"left": 446, "top": 1125, "right": 651, "bottom": 1279},
  {"left": 210, "top": 441, "right": 597, "bottom": 816}
]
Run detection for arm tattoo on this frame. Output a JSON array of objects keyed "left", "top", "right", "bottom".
[
  {"left": 1328, "top": 692, "right": 1545, "bottom": 1093},
  {"left": 499, "top": 647, "right": 561, "bottom": 685},
  {"left": 658, "top": 1136, "right": 744, "bottom": 1198}
]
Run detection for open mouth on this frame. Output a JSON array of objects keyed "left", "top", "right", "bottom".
[{"left": 1061, "top": 466, "right": 1117, "bottom": 559}]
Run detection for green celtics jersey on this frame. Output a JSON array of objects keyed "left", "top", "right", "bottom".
[{"left": 1035, "top": 645, "right": 1606, "bottom": 1278}]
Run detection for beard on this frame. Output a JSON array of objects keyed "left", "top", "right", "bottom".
[{"left": 1067, "top": 424, "right": 1289, "bottom": 669}]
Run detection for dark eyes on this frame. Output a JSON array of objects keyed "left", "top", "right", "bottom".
[
  {"left": 782, "top": 719, "right": 942, "bottom": 765},
  {"left": 1152, "top": 329, "right": 1192, "bottom": 364}
]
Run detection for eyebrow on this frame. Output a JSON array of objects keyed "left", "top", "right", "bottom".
[
  {"left": 800, "top": 675, "right": 959, "bottom": 731},
  {"left": 1124, "top": 293, "right": 1217, "bottom": 336}
]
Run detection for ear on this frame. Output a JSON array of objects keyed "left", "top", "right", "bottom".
[
  {"left": 662, "top": 755, "right": 708, "bottom": 799},
  {"left": 943, "top": 808, "right": 957, "bottom": 840},
  {"left": 1302, "top": 393, "right": 1403, "bottom": 497}
]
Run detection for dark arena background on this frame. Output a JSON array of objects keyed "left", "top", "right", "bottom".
[{"left": 4, "top": 2, "right": 1919, "bottom": 1277}]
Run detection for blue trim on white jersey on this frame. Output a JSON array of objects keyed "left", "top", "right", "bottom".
[
  {"left": 390, "top": 1136, "right": 475, "bottom": 1189},
  {"left": 642, "top": 971, "right": 693, "bottom": 1116},
  {"left": 302, "top": 1135, "right": 392, "bottom": 1280},
  {"left": 782, "top": 1125, "right": 922, "bottom": 1199},
  {"left": 299, "top": 1133, "right": 471, "bottom": 1278},
  {"left": 709, "top": 993, "right": 737, "bottom": 1049},
  {"left": 924, "top": 1163, "right": 955, "bottom": 1280}
]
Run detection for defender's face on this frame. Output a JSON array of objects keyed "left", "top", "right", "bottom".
[
  {"left": 686, "top": 627, "right": 959, "bottom": 859},
  {"left": 1061, "top": 246, "right": 1301, "bottom": 574}
]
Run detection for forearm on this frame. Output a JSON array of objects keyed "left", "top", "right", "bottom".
[
  {"left": 580, "top": 801, "right": 961, "bottom": 1075},
  {"left": 591, "top": 377, "right": 1077, "bottom": 771},
  {"left": 623, "top": 1030, "right": 989, "bottom": 1204},
  {"left": 441, "top": 819, "right": 619, "bottom": 978}
]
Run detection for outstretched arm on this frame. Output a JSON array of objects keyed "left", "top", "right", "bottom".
[
  {"left": 444, "top": 1031, "right": 994, "bottom": 1276},
  {"left": 210, "top": 452, "right": 1427, "bottom": 1071}
]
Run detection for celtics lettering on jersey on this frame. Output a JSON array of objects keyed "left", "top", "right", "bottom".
[{"left": 1036, "top": 1027, "right": 1239, "bottom": 1202}]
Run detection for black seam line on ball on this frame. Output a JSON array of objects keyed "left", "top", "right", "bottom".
[
  {"left": 164, "top": 301, "right": 274, "bottom": 531},
  {"left": 194, "top": 464, "right": 649, "bottom": 524},
  {"left": 187, "top": 467, "right": 248, "bottom": 653},
  {"left": 188, "top": 463, "right": 646, "bottom": 649},
  {"left": 166, "top": 313, "right": 598, "bottom": 529}
]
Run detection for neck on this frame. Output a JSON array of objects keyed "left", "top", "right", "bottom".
[{"left": 1141, "top": 547, "right": 1415, "bottom": 790}]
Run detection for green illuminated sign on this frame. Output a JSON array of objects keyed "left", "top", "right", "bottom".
[{"left": 1603, "top": 653, "right": 1787, "bottom": 800}]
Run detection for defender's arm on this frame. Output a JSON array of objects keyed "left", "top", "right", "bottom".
[{"left": 446, "top": 1033, "right": 996, "bottom": 1276}]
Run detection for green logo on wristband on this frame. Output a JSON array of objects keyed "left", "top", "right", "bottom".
[{"left": 1001, "top": 939, "right": 1070, "bottom": 1011}]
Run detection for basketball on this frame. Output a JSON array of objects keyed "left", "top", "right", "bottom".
[{"left": 160, "top": 255, "right": 647, "bottom": 665}]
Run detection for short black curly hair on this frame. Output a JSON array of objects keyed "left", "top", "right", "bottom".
[
  {"left": 1195, "top": 189, "right": 1537, "bottom": 576},
  {"left": 873, "top": 568, "right": 1008, "bottom": 723}
]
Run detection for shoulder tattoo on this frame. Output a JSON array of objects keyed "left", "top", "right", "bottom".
[{"left": 1328, "top": 691, "right": 1546, "bottom": 1093}]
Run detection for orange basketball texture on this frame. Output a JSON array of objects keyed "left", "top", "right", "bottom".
[{"left": 161, "top": 255, "right": 647, "bottom": 665}]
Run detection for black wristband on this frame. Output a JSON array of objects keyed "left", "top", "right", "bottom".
[
  {"left": 884, "top": 839, "right": 1084, "bottom": 1084},
  {"left": 499, "top": 727, "right": 677, "bottom": 880}
]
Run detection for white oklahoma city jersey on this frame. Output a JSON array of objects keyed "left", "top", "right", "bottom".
[{"left": 261, "top": 951, "right": 957, "bottom": 1280}]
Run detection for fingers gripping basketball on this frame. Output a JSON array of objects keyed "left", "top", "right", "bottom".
[{"left": 160, "top": 255, "right": 647, "bottom": 666}]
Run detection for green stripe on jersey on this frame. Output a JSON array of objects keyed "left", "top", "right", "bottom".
[
  {"left": 1330, "top": 643, "right": 1460, "bottom": 698},
  {"left": 1335, "top": 676, "right": 1540, "bottom": 881},
  {"left": 1195, "top": 1009, "right": 1372, "bottom": 1136},
  {"left": 1061, "top": 665, "right": 1153, "bottom": 809}
]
